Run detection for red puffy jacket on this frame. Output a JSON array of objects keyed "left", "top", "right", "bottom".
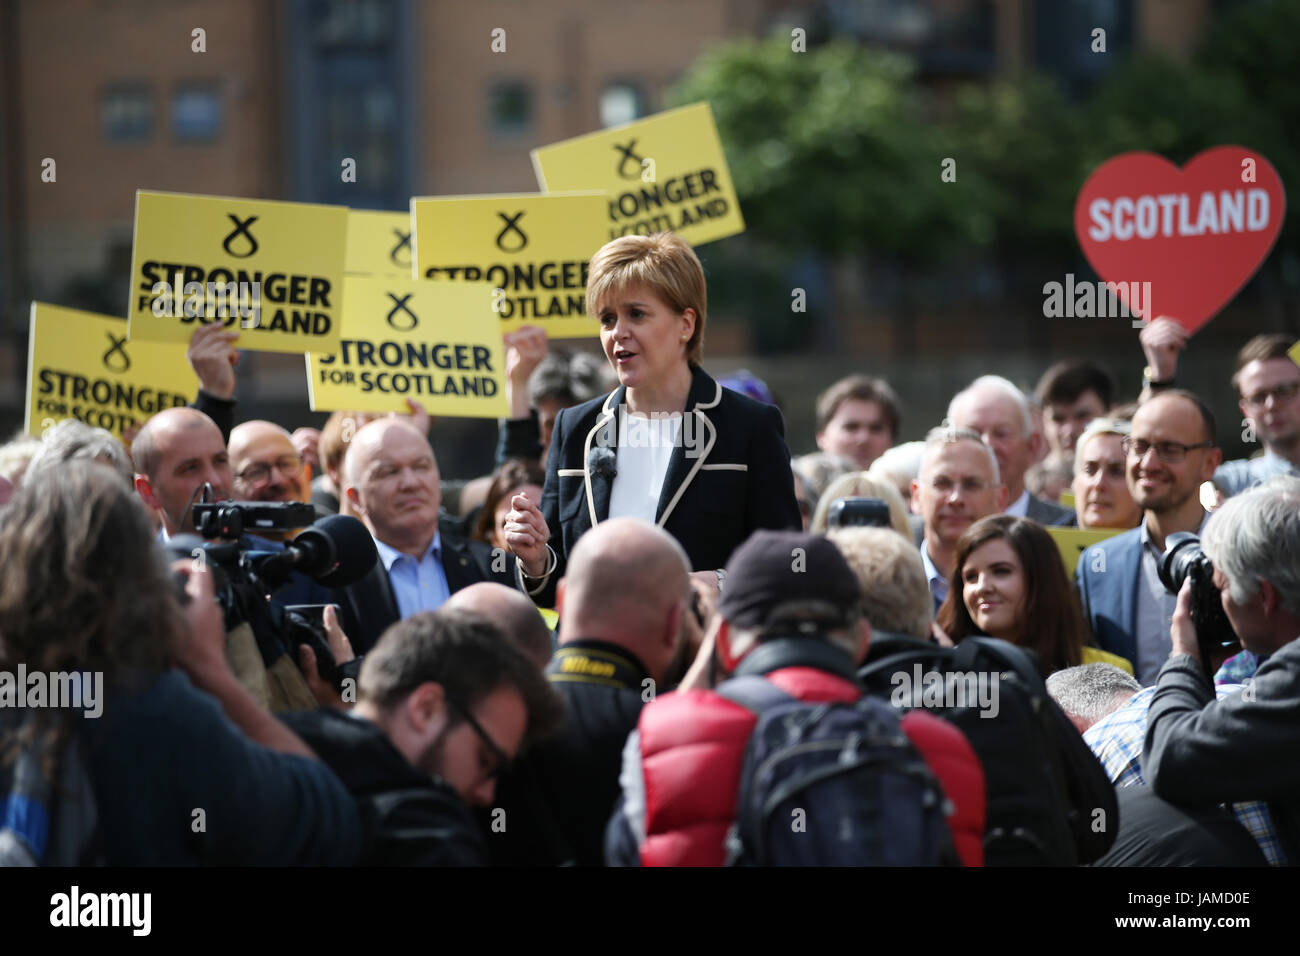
[{"left": 614, "top": 666, "right": 985, "bottom": 867}]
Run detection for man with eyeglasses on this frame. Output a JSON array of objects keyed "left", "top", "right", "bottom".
[
  {"left": 1140, "top": 323, "right": 1300, "bottom": 498},
  {"left": 282, "top": 608, "right": 564, "bottom": 866},
  {"left": 911, "top": 427, "right": 1008, "bottom": 613},
  {"left": 1215, "top": 335, "right": 1300, "bottom": 497},
  {"left": 229, "top": 420, "right": 319, "bottom": 540},
  {"left": 1076, "top": 391, "right": 1223, "bottom": 684}
]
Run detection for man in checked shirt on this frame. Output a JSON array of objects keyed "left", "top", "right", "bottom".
[{"left": 1050, "top": 662, "right": 1281, "bottom": 866}]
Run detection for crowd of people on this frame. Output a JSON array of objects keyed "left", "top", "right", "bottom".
[{"left": 1, "top": 231, "right": 1298, "bottom": 867}]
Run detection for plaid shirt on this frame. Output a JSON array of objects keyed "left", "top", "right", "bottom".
[{"left": 1085, "top": 685, "right": 1284, "bottom": 866}]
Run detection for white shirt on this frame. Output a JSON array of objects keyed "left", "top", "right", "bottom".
[
  {"left": 1005, "top": 489, "right": 1030, "bottom": 517},
  {"left": 608, "top": 412, "right": 682, "bottom": 524}
]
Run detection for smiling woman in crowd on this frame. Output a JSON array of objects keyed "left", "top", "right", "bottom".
[
  {"left": 503, "top": 232, "right": 801, "bottom": 604},
  {"left": 1071, "top": 417, "right": 1142, "bottom": 530},
  {"left": 936, "top": 514, "right": 1133, "bottom": 677}
]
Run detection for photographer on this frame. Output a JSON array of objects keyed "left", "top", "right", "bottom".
[
  {"left": 1144, "top": 476, "right": 1300, "bottom": 863},
  {"left": 0, "top": 462, "right": 361, "bottom": 864}
]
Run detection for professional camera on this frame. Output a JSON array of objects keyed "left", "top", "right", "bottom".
[
  {"left": 1158, "top": 532, "right": 1239, "bottom": 680},
  {"left": 193, "top": 499, "right": 317, "bottom": 540},
  {"left": 166, "top": 491, "right": 377, "bottom": 690}
]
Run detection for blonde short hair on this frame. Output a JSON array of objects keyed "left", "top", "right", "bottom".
[
  {"left": 811, "top": 471, "right": 913, "bottom": 540},
  {"left": 585, "top": 232, "right": 707, "bottom": 366},
  {"left": 828, "top": 526, "right": 932, "bottom": 640}
]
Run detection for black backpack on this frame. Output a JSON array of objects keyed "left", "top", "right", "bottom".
[
  {"left": 717, "top": 638, "right": 959, "bottom": 867},
  {"left": 858, "top": 635, "right": 1117, "bottom": 866}
]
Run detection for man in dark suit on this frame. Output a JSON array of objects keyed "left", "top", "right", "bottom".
[
  {"left": 1075, "top": 391, "right": 1221, "bottom": 683},
  {"left": 332, "top": 418, "right": 517, "bottom": 655},
  {"left": 948, "top": 375, "right": 1074, "bottom": 527}
]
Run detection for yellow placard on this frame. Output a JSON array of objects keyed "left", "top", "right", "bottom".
[
  {"left": 306, "top": 275, "right": 508, "bottom": 417},
  {"left": 347, "top": 210, "right": 413, "bottom": 277},
  {"left": 1059, "top": 490, "right": 1076, "bottom": 509},
  {"left": 410, "top": 192, "right": 606, "bottom": 339},
  {"left": 1048, "top": 526, "right": 1126, "bottom": 577},
  {"left": 26, "top": 302, "right": 197, "bottom": 441},
  {"left": 127, "top": 190, "right": 348, "bottom": 353},
  {"left": 1288, "top": 339, "right": 1300, "bottom": 366},
  {"left": 531, "top": 101, "right": 745, "bottom": 247}
]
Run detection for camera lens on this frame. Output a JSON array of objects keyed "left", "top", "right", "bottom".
[{"left": 1158, "top": 532, "right": 1205, "bottom": 596}]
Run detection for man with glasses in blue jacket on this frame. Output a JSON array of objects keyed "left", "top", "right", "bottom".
[{"left": 1076, "top": 390, "right": 1222, "bottom": 684}]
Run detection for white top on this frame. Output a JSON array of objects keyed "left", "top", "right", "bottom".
[{"left": 608, "top": 412, "right": 683, "bottom": 524}]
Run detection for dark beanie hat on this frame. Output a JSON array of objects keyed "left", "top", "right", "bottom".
[{"left": 718, "top": 530, "right": 861, "bottom": 630}]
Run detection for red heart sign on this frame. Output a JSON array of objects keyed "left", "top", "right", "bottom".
[{"left": 1073, "top": 145, "right": 1286, "bottom": 333}]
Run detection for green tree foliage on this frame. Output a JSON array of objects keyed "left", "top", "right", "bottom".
[
  {"left": 671, "top": 38, "right": 979, "bottom": 261},
  {"left": 672, "top": 3, "right": 1297, "bottom": 264}
]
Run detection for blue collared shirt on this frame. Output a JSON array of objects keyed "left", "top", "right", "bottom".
[
  {"left": 1083, "top": 685, "right": 1284, "bottom": 866},
  {"left": 374, "top": 532, "right": 450, "bottom": 621}
]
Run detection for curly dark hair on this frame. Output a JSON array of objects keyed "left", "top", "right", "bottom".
[
  {"left": 0, "top": 461, "right": 182, "bottom": 764},
  {"left": 936, "top": 514, "right": 1087, "bottom": 676}
]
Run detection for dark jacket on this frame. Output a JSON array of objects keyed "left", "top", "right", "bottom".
[
  {"left": 1092, "top": 784, "right": 1266, "bottom": 867},
  {"left": 1026, "top": 493, "right": 1075, "bottom": 526},
  {"left": 281, "top": 708, "right": 487, "bottom": 866},
  {"left": 527, "top": 365, "right": 801, "bottom": 604},
  {"left": 485, "top": 640, "right": 649, "bottom": 866},
  {"left": 332, "top": 530, "right": 517, "bottom": 655},
  {"left": 1144, "top": 636, "right": 1300, "bottom": 864},
  {"left": 80, "top": 670, "right": 361, "bottom": 865}
]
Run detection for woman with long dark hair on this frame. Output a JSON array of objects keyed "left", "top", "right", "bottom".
[{"left": 936, "top": 514, "right": 1132, "bottom": 677}]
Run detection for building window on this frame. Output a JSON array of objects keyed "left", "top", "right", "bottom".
[
  {"left": 488, "top": 81, "right": 532, "bottom": 135},
  {"left": 171, "top": 85, "right": 223, "bottom": 142},
  {"left": 599, "top": 83, "right": 645, "bottom": 128},
  {"left": 100, "top": 85, "right": 153, "bottom": 142}
]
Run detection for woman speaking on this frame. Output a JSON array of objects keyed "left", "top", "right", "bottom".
[{"left": 504, "top": 232, "right": 801, "bottom": 602}]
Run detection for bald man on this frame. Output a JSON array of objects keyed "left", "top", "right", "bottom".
[
  {"left": 487, "top": 518, "right": 691, "bottom": 866},
  {"left": 133, "top": 407, "right": 337, "bottom": 613},
  {"left": 331, "top": 418, "right": 518, "bottom": 655},
  {"left": 445, "top": 582, "right": 554, "bottom": 669},
  {"left": 133, "top": 407, "right": 233, "bottom": 537},
  {"left": 229, "top": 420, "right": 316, "bottom": 541}
]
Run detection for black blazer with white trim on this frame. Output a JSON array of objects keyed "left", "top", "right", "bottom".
[{"left": 522, "top": 364, "right": 802, "bottom": 604}]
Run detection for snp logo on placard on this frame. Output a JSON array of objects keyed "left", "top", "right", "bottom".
[
  {"left": 495, "top": 211, "right": 529, "bottom": 253},
  {"left": 26, "top": 303, "right": 195, "bottom": 441},
  {"left": 411, "top": 192, "right": 607, "bottom": 339},
  {"left": 390, "top": 227, "right": 412, "bottom": 268},
  {"left": 128, "top": 190, "right": 348, "bottom": 354},
  {"left": 532, "top": 102, "right": 746, "bottom": 247},
  {"left": 613, "top": 138, "right": 646, "bottom": 180},
  {"left": 102, "top": 332, "right": 131, "bottom": 373},
  {"left": 385, "top": 292, "right": 418, "bottom": 332}
]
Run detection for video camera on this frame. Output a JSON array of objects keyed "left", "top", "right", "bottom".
[
  {"left": 167, "top": 489, "right": 377, "bottom": 691},
  {"left": 1158, "top": 532, "right": 1239, "bottom": 682}
]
